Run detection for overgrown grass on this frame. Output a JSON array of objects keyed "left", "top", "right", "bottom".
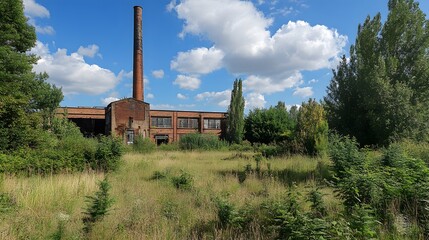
[{"left": 0, "top": 149, "right": 423, "bottom": 239}]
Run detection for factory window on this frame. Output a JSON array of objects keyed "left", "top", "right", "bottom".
[
  {"left": 204, "top": 119, "right": 221, "bottom": 129},
  {"left": 126, "top": 129, "right": 134, "bottom": 144},
  {"left": 178, "top": 118, "right": 199, "bottom": 129},
  {"left": 151, "top": 117, "right": 172, "bottom": 128}
]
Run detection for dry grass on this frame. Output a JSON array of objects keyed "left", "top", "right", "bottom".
[{"left": 0, "top": 151, "right": 338, "bottom": 239}]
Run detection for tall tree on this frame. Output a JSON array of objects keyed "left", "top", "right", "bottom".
[
  {"left": 226, "top": 79, "right": 245, "bottom": 144},
  {"left": 296, "top": 99, "right": 328, "bottom": 156},
  {"left": 0, "top": 0, "right": 63, "bottom": 151},
  {"left": 324, "top": 0, "right": 429, "bottom": 146}
]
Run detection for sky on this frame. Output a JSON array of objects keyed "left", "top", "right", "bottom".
[{"left": 24, "top": 0, "right": 429, "bottom": 112}]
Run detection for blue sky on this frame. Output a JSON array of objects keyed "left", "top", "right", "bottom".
[{"left": 25, "top": 0, "right": 429, "bottom": 112}]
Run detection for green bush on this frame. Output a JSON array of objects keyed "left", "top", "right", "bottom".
[
  {"left": 132, "top": 135, "right": 156, "bottom": 153},
  {"left": 94, "top": 136, "right": 124, "bottom": 172},
  {"left": 179, "top": 133, "right": 227, "bottom": 150},
  {"left": 171, "top": 170, "right": 193, "bottom": 190}
]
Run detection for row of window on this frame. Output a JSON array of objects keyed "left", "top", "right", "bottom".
[{"left": 151, "top": 117, "right": 222, "bottom": 129}]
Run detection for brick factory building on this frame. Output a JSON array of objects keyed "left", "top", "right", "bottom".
[{"left": 56, "top": 6, "right": 227, "bottom": 144}]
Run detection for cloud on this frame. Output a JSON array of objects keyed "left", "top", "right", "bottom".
[
  {"left": 102, "top": 97, "right": 120, "bottom": 106},
  {"left": 23, "top": 0, "right": 49, "bottom": 18},
  {"left": 77, "top": 45, "right": 100, "bottom": 58},
  {"left": 152, "top": 69, "right": 165, "bottom": 79},
  {"left": 30, "top": 41, "right": 121, "bottom": 95},
  {"left": 23, "top": 0, "right": 54, "bottom": 35},
  {"left": 171, "top": 0, "right": 347, "bottom": 94},
  {"left": 177, "top": 93, "right": 188, "bottom": 99},
  {"left": 146, "top": 93, "right": 155, "bottom": 99},
  {"left": 245, "top": 92, "right": 266, "bottom": 109},
  {"left": 293, "top": 86, "right": 313, "bottom": 98},
  {"left": 195, "top": 90, "right": 231, "bottom": 107},
  {"left": 173, "top": 75, "right": 201, "bottom": 90},
  {"left": 171, "top": 47, "right": 224, "bottom": 74},
  {"left": 308, "top": 79, "right": 318, "bottom": 84},
  {"left": 244, "top": 72, "right": 303, "bottom": 94}
]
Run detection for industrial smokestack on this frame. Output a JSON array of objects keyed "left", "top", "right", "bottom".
[{"left": 133, "top": 6, "right": 143, "bottom": 101}]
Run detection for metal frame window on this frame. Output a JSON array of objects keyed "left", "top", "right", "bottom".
[
  {"left": 178, "top": 118, "right": 199, "bottom": 129},
  {"left": 151, "top": 117, "right": 172, "bottom": 128},
  {"left": 203, "top": 119, "right": 221, "bottom": 129}
]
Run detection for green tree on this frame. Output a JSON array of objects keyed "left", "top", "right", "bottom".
[
  {"left": 325, "top": 0, "right": 429, "bottom": 146},
  {"left": 244, "top": 102, "right": 295, "bottom": 144},
  {"left": 296, "top": 99, "right": 328, "bottom": 156},
  {"left": 0, "top": 0, "right": 63, "bottom": 151},
  {"left": 226, "top": 79, "right": 245, "bottom": 144}
]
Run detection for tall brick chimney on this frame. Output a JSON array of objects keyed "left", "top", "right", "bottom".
[{"left": 133, "top": 6, "right": 143, "bottom": 101}]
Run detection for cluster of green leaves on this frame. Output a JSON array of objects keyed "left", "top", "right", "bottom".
[
  {"left": 131, "top": 135, "right": 156, "bottom": 153},
  {"left": 245, "top": 99, "right": 329, "bottom": 156},
  {"left": 213, "top": 188, "right": 381, "bottom": 239},
  {"left": 325, "top": 0, "right": 429, "bottom": 146},
  {"left": 330, "top": 134, "right": 429, "bottom": 237},
  {"left": 179, "top": 133, "right": 227, "bottom": 150}
]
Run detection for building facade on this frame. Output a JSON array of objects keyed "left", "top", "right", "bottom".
[{"left": 56, "top": 6, "right": 227, "bottom": 144}]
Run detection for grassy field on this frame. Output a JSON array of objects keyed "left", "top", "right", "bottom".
[{"left": 0, "top": 150, "right": 337, "bottom": 239}]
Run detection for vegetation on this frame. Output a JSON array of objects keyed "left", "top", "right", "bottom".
[
  {"left": 324, "top": 0, "right": 429, "bottom": 146},
  {"left": 0, "top": 0, "right": 62, "bottom": 152},
  {"left": 1, "top": 0, "right": 429, "bottom": 239},
  {"left": 226, "top": 78, "right": 245, "bottom": 144},
  {"left": 179, "top": 133, "right": 227, "bottom": 150}
]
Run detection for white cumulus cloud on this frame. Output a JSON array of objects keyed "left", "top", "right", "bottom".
[
  {"left": 293, "top": 86, "right": 313, "bottom": 98},
  {"left": 77, "top": 45, "right": 100, "bottom": 58},
  {"left": 170, "top": 0, "right": 347, "bottom": 95},
  {"left": 30, "top": 41, "right": 121, "bottom": 95},
  {"left": 147, "top": 93, "right": 155, "bottom": 99},
  {"left": 195, "top": 90, "right": 231, "bottom": 107},
  {"left": 171, "top": 47, "right": 224, "bottom": 74},
  {"left": 23, "top": 0, "right": 54, "bottom": 35},
  {"left": 177, "top": 93, "right": 188, "bottom": 99},
  {"left": 173, "top": 75, "right": 201, "bottom": 90},
  {"left": 245, "top": 92, "right": 266, "bottom": 109}
]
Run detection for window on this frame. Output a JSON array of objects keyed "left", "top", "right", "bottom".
[
  {"left": 204, "top": 119, "right": 221, "bottom": 129},
  {"left": 126, "top": 129, "right": 134, "bottom": 144},
  {"left": 178, "top": 118, "right": 199, "bottom": 128},
  {"left": 151, "top": 117, "right": 172, "bottom": 128}
]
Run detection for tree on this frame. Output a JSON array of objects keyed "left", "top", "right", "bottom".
[
  {"left": 324, "top": 0, "right": 429, "bottom": 146},
  {"left": 295, "top": 99, "right": 328, "bottom": 156},
  {"left": 226, "top": 79, "right": 245, "bottom": 144},
  {"left": 0, "top": 0, "right": 63, "bottom": 151},
  {"left": 244, "top": 102, "right": 295, "bottom": 144}
]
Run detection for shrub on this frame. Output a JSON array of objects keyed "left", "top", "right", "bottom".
[
  {"left": 171, "top": 170, "right": 193, "bottom": 190},
  {"left": 132, "top": 135, "right": 156, "bottom": 153},
  {"left": 94, "top": 136, "right": 124, "bottom": 172},
  {"left": 82, "top": 178, "right": 114, "bottom": 234},
  {"left": 179, "top": 133, "right": 227, "bottom": 150}
]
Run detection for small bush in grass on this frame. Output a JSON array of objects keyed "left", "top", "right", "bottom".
[
  {"left": 82, "top": 177, "right": 114, "bottom": 234},
  {"left": 150, "top": 170, "right": 167, "bottom": 180},
  {"left": 171, "top": 170, "right": 193, "bottom": 190},
  {"left": 132, "top": 135, "right": 156, "bottom": 153},
  {"left": 179, "top": 133, "right": 227, "bottom": 150}
]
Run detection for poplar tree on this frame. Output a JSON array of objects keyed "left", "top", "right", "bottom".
[
  {"left": 226, "top": 79, "right": 245, "bottom": 144},
  {"left": 325, "top": 0, "right": 429, "bottom": 146}
]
